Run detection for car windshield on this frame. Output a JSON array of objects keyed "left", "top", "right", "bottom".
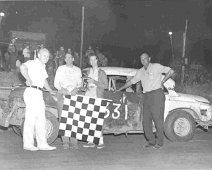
[{"left": 107, "top": 75, "right": 141, "bottom": 93}]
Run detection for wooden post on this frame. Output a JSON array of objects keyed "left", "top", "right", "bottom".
[
  {"left": 0, "top": 16, "right": 3, "bottom": 29},
  {"left": 169, "top": 34, "right": 174, "bottom": 62},
  {"left": 79, "top": 6, "right": 85, "bottom": 69},
  {"left": 181, "top": 19, "right": 188, "bottom": 85}
]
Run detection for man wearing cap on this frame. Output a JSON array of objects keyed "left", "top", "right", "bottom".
[
  {"left": 20, "top": 48, "right": 56, "bottom": 151},
  {"left": 117, "top": 52, "right": 174, "bottom": 149}
]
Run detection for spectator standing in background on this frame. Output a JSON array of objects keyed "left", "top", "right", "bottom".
[
  {"left": 23, "top": 45, "right": 31, "bottom": 62},
  {"left": 73, "top": 51, "right": 80, "bottom": 67},
  {"left": 5, "top": 43, "right": 18, "bottom": 71},
  {"left": 85, "top": 45, "right": 95, "bottom": 58},
  {"left": 67, "top": 48, "right": 72, "bottom": 55},
  {"left": 95, "top": 47, "right": 108, "bottom": 67},
  {"left": 58, "top": 46, "right": 65, "bottom": 66}
]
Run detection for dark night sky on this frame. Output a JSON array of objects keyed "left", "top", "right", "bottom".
[{"left": 0, "top": 0, "right": 212, "bottom": 64}]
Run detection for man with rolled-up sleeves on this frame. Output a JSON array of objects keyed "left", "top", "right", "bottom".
[{"left": 117, "top": 52, "right": 174, "bottom": 149}]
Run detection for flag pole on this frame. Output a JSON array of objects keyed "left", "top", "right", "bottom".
[{"left": 80, "top": 6, "right": 85, "bottom": 69}]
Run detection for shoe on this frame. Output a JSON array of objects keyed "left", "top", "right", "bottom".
[
  {"left": 83, "top": 142, "right": 95, "bottom": 148},
  {"left": 97, "top": 144, "right": 104, "bottom": 149},
  {"left": 143, "top": 143, "right": 155, "bottom": 148},
  {"left": 63, "top": 143, "right": 69, "bottom": 150},
  {"left": 153, "top": 144, "right": 163, "bottom": 150},
  {"left": 38, "top": 145, "right": 56, "bottom": 151},
  {"left": 24, "top": 146, "right": 38, "bottom": 151}
]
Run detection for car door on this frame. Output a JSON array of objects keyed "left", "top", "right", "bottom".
[{"left": 102, "top": 87, "right": 143, "bottom": 134}]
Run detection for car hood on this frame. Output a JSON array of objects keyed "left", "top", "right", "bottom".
[{"left": 170, "top": 92, "right": 210, "bottom": 104}]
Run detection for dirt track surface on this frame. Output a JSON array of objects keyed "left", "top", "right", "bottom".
[{"left": 0, "top": 128, "right": 212, "bottom": 170}]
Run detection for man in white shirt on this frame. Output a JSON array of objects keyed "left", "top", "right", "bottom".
[
  {"left": 117, "top": 53, "right": 174, "bottom": 149},
  {"left": 54, "top": 53, "right": 82, "bottom": 149},
  {"left": 20, "top": 48, "right": 56, "bottom": 151}
]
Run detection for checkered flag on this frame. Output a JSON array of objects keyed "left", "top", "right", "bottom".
[{"left": 58, "top": 95, "right": 108, "bottom": 145}]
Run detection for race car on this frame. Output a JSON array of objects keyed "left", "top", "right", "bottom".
[
  {"left": 1, "top": 66, "right": 212, "bottom": 144},
  {"left": 83, "top": 67, "right": 212, "bottom": 142}
]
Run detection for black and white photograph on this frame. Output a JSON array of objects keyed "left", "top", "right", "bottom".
[{"left": 0, "top": 0, "right": 212, "bottom": 170}]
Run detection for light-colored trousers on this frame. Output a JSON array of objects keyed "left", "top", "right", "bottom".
[{"left": 23, "top": 88, "right": 48, "bottom": 148}]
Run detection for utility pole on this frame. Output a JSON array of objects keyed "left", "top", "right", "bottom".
[
  {"left": 0, "top": 12, "right": 5, "bottom": 40},
  {"left": 181, "top": 19, "right": 188, "bottom": 85},
  {"left": 0, "top": 12, "right": 5, "bottom": 27},
  {"left": 79, "top": 6, "right": 85, "bottom": 69},
  {"left": 168, "top": 31, "right": 174, "bottom": 62}
]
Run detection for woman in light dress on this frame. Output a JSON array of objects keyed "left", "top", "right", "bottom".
[{"left": 83, "top": 54, "right": 108, "bottom": 149}]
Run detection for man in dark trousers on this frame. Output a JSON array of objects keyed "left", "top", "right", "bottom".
[{"left": 117, "top": 52, "right": 174, "bottom": 149}]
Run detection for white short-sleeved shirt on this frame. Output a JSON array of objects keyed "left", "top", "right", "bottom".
[
  {"left": 54, "top": 65, "right": 82, "bottom": 92},
  {"left": 131, "top": 63, "right": 171, "bottom": 93},
  {"left": 24, "top": 58, "right": 48, "bottom": 88}
]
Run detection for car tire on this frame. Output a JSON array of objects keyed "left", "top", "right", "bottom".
[
  {"left": 164, "top": 109, "right": 195, "bottom": 142},
  {"left": 20, "top": 111, "right": 59, "bottom": 144}
]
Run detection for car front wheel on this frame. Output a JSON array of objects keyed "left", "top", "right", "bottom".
[
  {"left": 164, "top": 109, "right": 195, "bottom": 142},
  {"left": 20, "top": 111, "right": 59, "bottom": 144}
]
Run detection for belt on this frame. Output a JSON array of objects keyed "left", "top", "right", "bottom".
[{"left": 27, "top": 85, "right": 43, "bottom": 91}]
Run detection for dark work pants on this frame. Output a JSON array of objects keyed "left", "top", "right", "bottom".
[
  {"left": 143, "top": 88, "right": 165, "bottom": 146},
  {"left": 57, "top": 93, "right": 78, "bottom": 145}
]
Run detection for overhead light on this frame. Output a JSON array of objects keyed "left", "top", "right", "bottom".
[{"left": 168, "top": 32, "right": 173, "bottom": 35}]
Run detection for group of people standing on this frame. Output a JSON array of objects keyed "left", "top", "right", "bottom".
[
  {"left": 19, "top": 45, "right": 174, "bottom": 151},
  {"left": 54, "top": 50, "right": 108, "bottom": 149},
  {"left": 0, "top": 42, "right": 108, "bottom": 78},
  {"left": 20, "top": 47, "right": 108, "bottom": 151},
  {"left": 0, "top": 43, "right": 45, "bottom": 72}
]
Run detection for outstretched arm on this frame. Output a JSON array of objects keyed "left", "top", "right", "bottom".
[
  {"left": 117, "top": 69, "right": 142, "bottom": 92},
  {"left": 161, "top": 69, "right": 175, "bottom": 85},
  {"left": 116, "top": 80, "right": 133, "bottom": 92}
]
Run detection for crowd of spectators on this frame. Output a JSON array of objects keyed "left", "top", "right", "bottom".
[
  {"left": 0, "top": 43, "right": 108, "bottom": 73},
  {"left": 0, "top": 42, "right": 110, "bottom": 88}
]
